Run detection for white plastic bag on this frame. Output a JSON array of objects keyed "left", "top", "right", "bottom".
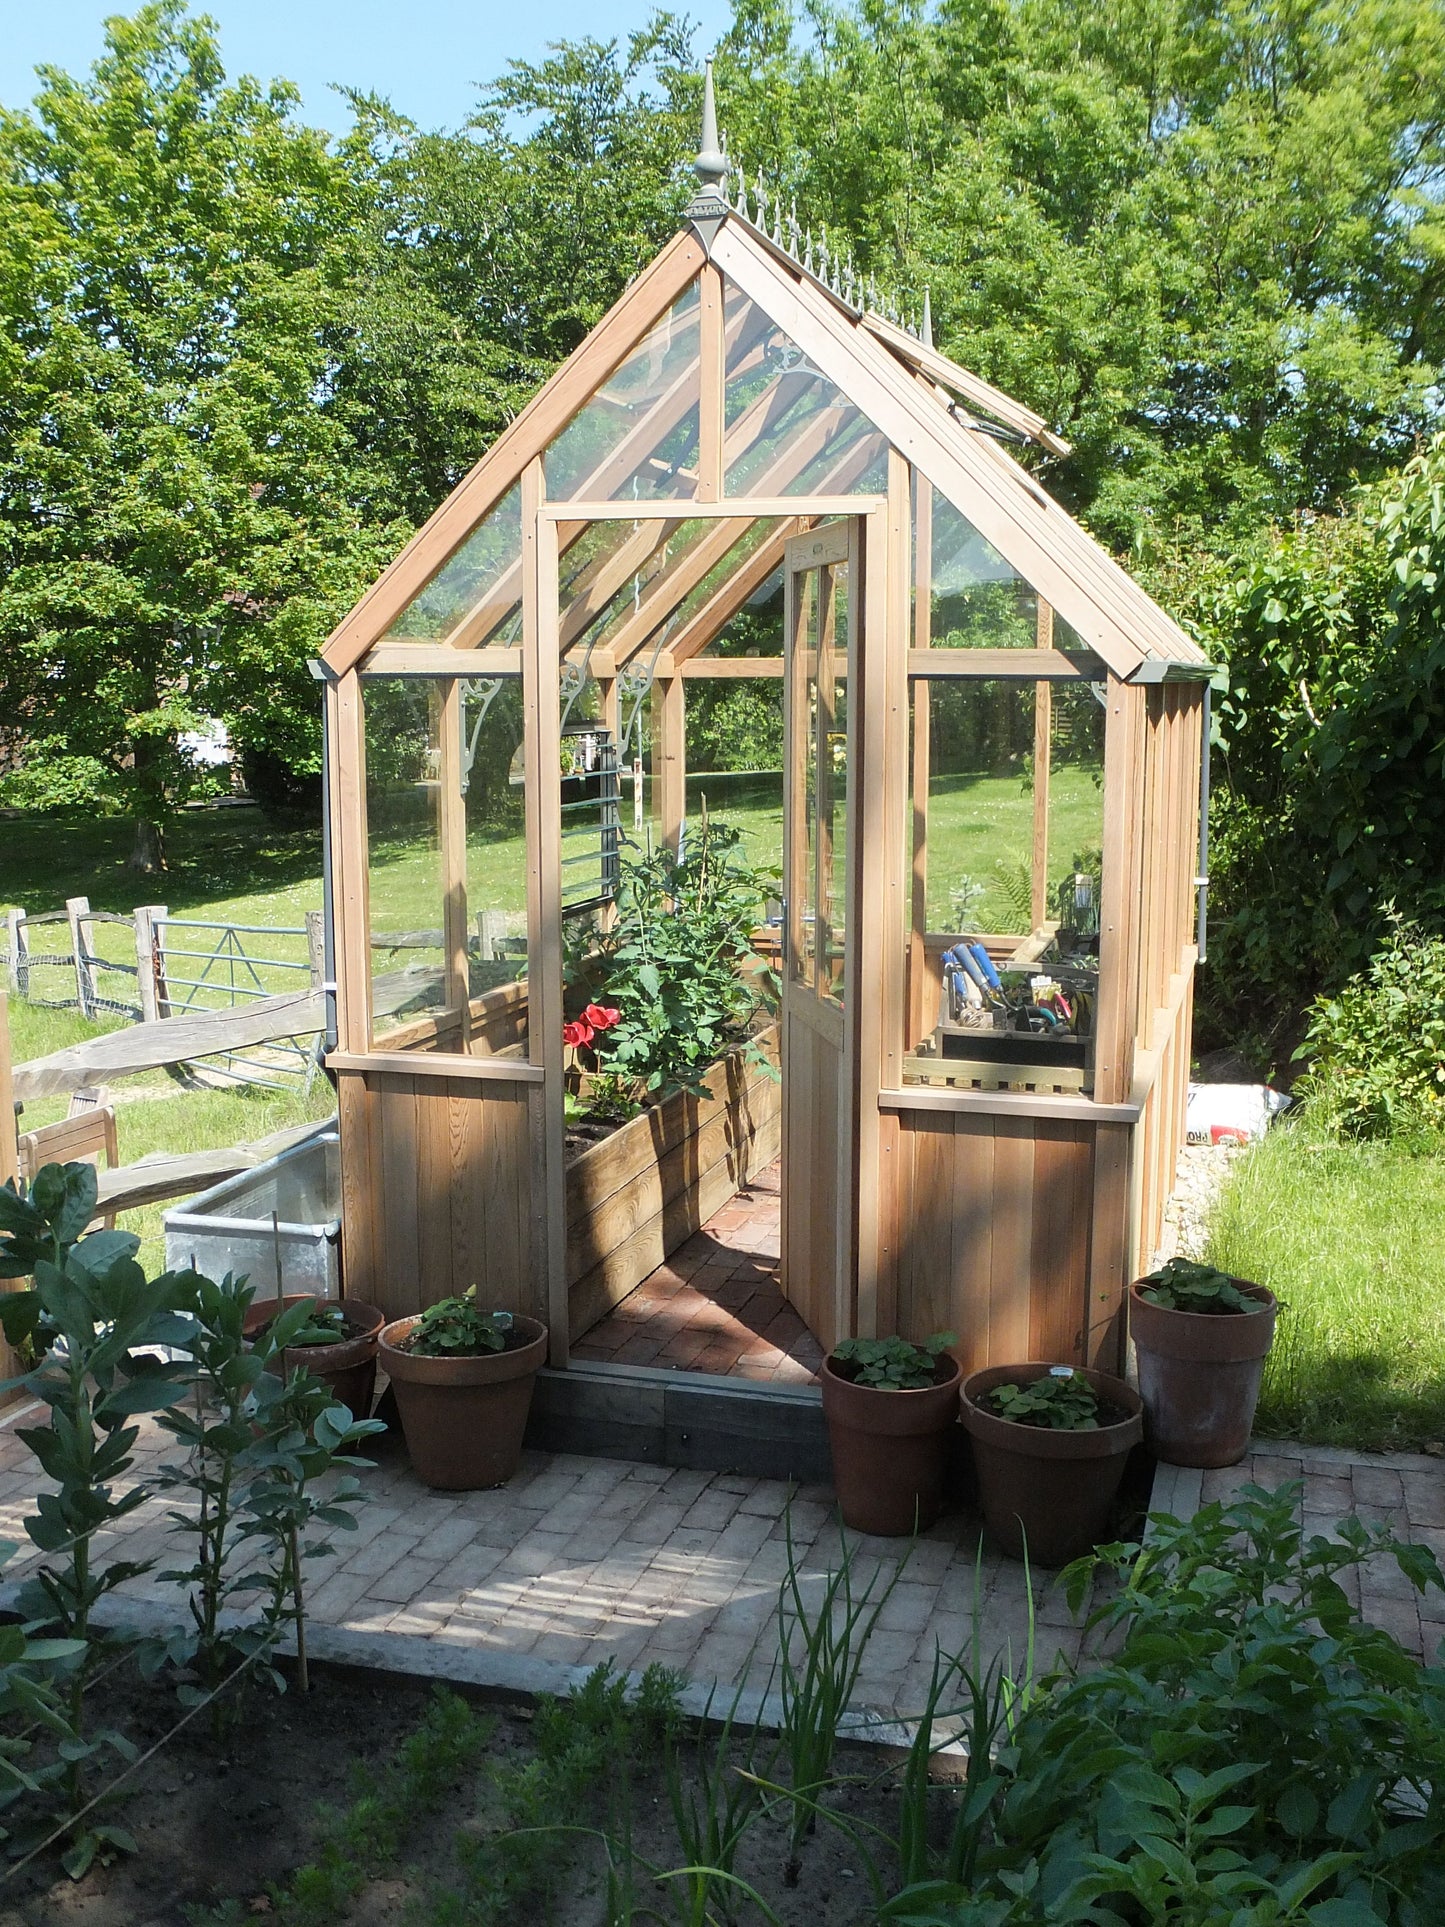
[{"left": 1184, "top": 1083, "right": 1291, "bottom": 1145}]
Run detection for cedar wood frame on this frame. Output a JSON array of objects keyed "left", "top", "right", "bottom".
[{"left": 315, "top": 208, "right": 1210, "bottom": 1381}]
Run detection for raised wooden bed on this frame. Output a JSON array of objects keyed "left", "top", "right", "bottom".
[{"left": 565, "top": 1025, "right": 781, "bottom": 1340}]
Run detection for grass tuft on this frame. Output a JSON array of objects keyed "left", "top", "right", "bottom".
[{"left": 1205, "top": 1116, "right": 1445, "bottom": 1452}]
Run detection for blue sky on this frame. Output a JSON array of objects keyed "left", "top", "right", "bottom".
[{"left": 0, "top": 0, "right": 735, "bottom": 134}]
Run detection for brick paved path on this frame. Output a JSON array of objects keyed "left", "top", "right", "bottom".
[
  {"left": 1, "top": 1420, "right": 1439, "bottom": 1722},
  {"left": 0, "top": 1419, "right": 1070, "bottom": 1722},
  {"left": 575, "top": 1162, "right": 825, "bottom": 1384},
  {"left": 1157, "top": 1441, "right": 1445, "bottom": 1662}
]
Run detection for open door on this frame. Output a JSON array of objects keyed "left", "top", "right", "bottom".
[{"left": 780, "top": 520, "right": 860, "bottom": 1355}]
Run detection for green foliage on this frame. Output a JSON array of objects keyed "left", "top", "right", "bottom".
[
  {"left": 1295, "top": 915, "right": 1445, "bottom": 1139},
  {"left": 405, "top": 1289, "right": 514, "bottom": 1359},
  {"left": 565, "top": 815, "right": 778, "bottom": 1104},
  {"left": 184, "top": 1688, "right": 494, "bottom": 1927},
  {"left": 775, "top": 1514, "right": 905, "bottom": 1885},
  {"left": 255, "top": 1301, "right": 352, "bottom": 1347},
  {"left": 0, "top": 1160, "right": 195, "bottom": 1869},
  {"left": 223, "top": 1359, "right": 384, "bottom": 1697},
  {"left": 148, "top": 1276, "right": 383, "bottom": 1705},
  {"left": 688, "top": 683, "right": 785, "bottom": 774},
  {"left": 1171, "top": 435, "right": 1445, "bottom": 1036},
  {"left": 1138, "top": 1257, "right": 1265, "bottom": 1315},
  {"left": 1006, "top": 1485, "right": 1445, "bottom": 1925},
  {"left": 8, "top": 0, "right": 1439, "bottom": 862},
  {"left": 449, "top": 1661, "right": 683, "bottom": 1924},
  {"left": 984, "top": 1370, "right": 1102, "bottom": 1431},
  {"left": 830, "top": 1331, "right": 955, "bottom": 1391},
  {"left": 1206, "top": 1118, "right": 1445, "bottom": 1452},
  {"left": 0, "top": 1544, "right": 87, "bottom": 1853}
]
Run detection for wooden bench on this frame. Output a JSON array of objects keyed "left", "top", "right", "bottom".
[{"left": 18, "top": 1105, "right": 120, "bottom": 1229}]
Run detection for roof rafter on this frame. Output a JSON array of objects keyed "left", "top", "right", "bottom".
[
  {"left": 710, "top": 220, "right": 1200, "bottom": 672},
  {"left": 323, "top": 228, "right": 707, "bottom": 675}
]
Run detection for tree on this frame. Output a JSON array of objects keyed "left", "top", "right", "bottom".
[{"left": 0, "top": 4, "right": 397, "bottom": 866}]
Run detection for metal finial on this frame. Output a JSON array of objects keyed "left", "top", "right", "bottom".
[
  {"left": 805, "top": 229, "right": 815, "bottom": 275},
  {"left": 788, "top": 202, "right": 801, "bottom": 259},
  {"left": 922, "top": 287, "right": 933, "bottom": 348},
  {"left": 694, "top": 61, "right": 727, "bottom": 194},
  {"left": 867, "top": 272, "right": 879, "bottom": 310},
  {"left": 755, "top": 169, "right": 767, "bottom": 229},
  {"left": 771, "top": 199, "right": 783, "bottom": 246}
]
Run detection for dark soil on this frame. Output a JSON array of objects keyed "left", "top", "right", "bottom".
[{"left": 0, "top": 1662, "right": 894, "bottom": 1926}]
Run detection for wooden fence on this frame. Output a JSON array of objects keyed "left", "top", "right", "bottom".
[{"left": 2, "top": 900, "right": 329, "bottom": 1092}]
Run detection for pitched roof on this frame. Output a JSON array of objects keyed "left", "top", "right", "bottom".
[{"left": 321, "top": 208, "right": 1205, "bottom": 680}]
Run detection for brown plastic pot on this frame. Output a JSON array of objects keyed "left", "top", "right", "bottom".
[
  {"left": 1129, "top": 1279, "right": 1277, "bottom": 1468},
  {"left": 379, "top": 1314, "right": 548, "bottom": 1491},
  {"left": 960, "top": 1364, "right": 1143, "bottom": 1566},
  {"left": 820, "top": 1351, "right": 962, "bottom": 1536},
  {"left": 243, "top": 1295, "right": 385, "bottom": 1418}
]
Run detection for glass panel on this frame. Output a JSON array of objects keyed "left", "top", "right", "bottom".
[
  {"left": 723, "top": 280, "right": 887, "bottom": 497},
  {"left": 546, "top": 284, "right": 701, "bottom": 502},
  {"left": 558, "top": 671, "right": 621, "bottom": 918},
  {"left": 694, "top": 563, "right": 784, "bottom": 658},
  {"left": 817, "top": 563, "right": 850, "bottom": 1003},
  {"left": 791, "top": 562, "right": 850, "bottom": 1001},
  {"left": 914, "top": 486, "right": 1040, "bottom": 647},
  {"left": 365, "top": 680, "right": 447, "bottom": 1035},
  {"left": 902, "top": 676, "right": 1101, "bottom": 1093},
  {"left": 1046, "top": 680, "right": 1105, "bottom": 956},
  {"left": 364, "top": 676, "right": 529, "bottom": 1056},
  {"left": 380, "top": 486, "right": 523, "bottom": 649},
  {"left": 462, "top": 674, "right": 531, "bottom": 1055},
  {"left": 565, "top": 516, "right": 715, "bottom": 661}
]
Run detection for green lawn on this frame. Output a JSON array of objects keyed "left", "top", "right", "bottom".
[
  {"left": 1205, "top": 1119, "right": 1445, "bottom": 1453},
  {"left": 0, "top": 765, "right": 1094, "bottom": 977}
]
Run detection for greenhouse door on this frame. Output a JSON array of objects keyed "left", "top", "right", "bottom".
[{"left": 780, "top": 520, "right": 860, "bottom": 1356}]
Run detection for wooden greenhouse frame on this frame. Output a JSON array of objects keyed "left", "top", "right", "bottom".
[{"left": 314, "top": 77, "right": 1211, "bottom": 1390}]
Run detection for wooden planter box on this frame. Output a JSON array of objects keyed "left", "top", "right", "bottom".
[{"left": 565, "top": 1025, "right": 781, "bottom": 1340}]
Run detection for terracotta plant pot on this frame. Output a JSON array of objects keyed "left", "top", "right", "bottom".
[
  {"left": 243, "top": 1295, "right": 385, "bottom": 1419},
  {"left": 960, "top": 1364, "right": 1142, "bottom": 1566},
  {"left": 820, "top": 1351, "right": 962, "bottom": 1536},
  {"left": 379, "top": 1314, "right": 548, "bottom": 1491},
  {"left": 1129, "top": 1279, "right": 1277, "bottom": 1468}
]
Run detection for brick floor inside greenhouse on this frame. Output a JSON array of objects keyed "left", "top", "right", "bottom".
[{"left": 573, "top": 1161, "right": 825, "bottom": 1384}]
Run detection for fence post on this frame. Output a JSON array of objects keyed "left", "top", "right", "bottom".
[
  {"left": 305, "top": 910, "right": 326, "bottom": 987},
  {"left": 139, "top": 904, "right": 170, "bottom": 1019},
  {"left": 134, "top": 905, "right": 165, "bottom": 1022},
  {"left": 476, "top": 909, "right": 506, "bottom": 961},
  {"left": 4, "top": 908, "right": 25, "bottom": 999},
  {"left": 0, "top": 990, "right": 16, "bottom": 1187},
  {"left": 66, "top": 897, "right": 96, "bottom": 1018}
]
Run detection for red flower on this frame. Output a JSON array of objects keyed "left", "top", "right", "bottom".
[
  {"left": 562, "top": 1019, "right": 595, "bottom": 1049},
  {"left": 584, "top": 1003, "right": 622, "bottom": 1031}
]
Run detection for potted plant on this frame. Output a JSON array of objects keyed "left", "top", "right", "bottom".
[
  {"left": 1129, "top": 1258, "right": 1278, "bottom": 1468},
  {"left": 243, "top": 1294, "right": 385, "bottom": 1419},
  {"left": 820, "top": 1332, "right": 961, "bottom": 1535},
  {"left": 960, "top": 1364, "right": 1142, "bottom": 1565},
  {"left": 379, "top": 1291, "right": 548, "bottom": 1490}
]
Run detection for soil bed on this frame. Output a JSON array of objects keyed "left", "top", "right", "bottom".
[{"left": 0, "top": 1661, "right": 892, "bottom": 1926}]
